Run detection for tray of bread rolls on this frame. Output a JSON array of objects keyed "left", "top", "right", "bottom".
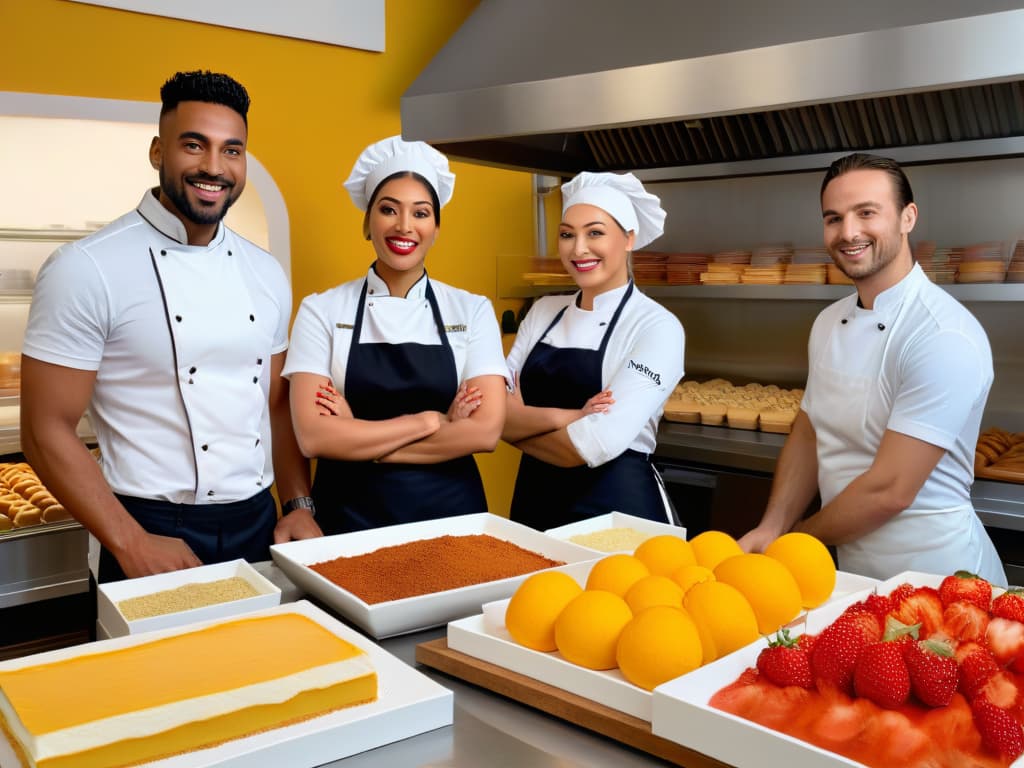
[
  {"left": 662, "top": 378, "right": 801, "bottom": 434},
  {"left": 975, "top": 427, "right": 1024, "bottom": 484},
  {"left": 0, "top": 462, "right": 70, "bottom": 532}
]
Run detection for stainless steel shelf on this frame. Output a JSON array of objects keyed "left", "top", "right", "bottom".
[
  {"left": 655, "top": 421, "right": 784, "bottom": 474},
  {"left": 507, "top": 283, "right": 1024, "bottom": 302},
  {"left": 0, "top": 521, "right": 90, "bottom": 609},
  {"left": 655, "top": 421, "right": 1024, "bottom": 529}
]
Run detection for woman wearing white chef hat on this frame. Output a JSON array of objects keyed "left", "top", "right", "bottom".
[
  {"left": 282, "top": 136, "right": 507, "bottom": 534},
  {"left": 503, "top": 171, "right": 685, "bottom": 528}
]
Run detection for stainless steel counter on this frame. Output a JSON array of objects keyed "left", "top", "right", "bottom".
[
  {"left": 655, "top": 422, "right": 1024, "bottom": 532},
  {"left": 244, "top": 563, "right": 676, "bottom": 767},
  {"left": 333, "top": 629, "right": 674, "bottom": 768}
]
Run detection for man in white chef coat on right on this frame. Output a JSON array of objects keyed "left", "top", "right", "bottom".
[{"left": 740, "top": 152, "right": 1006, "bottom": 585}]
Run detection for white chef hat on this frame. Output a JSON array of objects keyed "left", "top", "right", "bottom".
[
  {"left": 561, "top": 171, "right": 666, "bottom": 250},
  {"left": 344, "top": 135, "right": 455, "bottom": 211}
]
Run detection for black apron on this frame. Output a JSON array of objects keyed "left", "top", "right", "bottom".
[
  {"left": 312, "top": 277, "right": 486, "bottom": 535},
  {"left": 509, "top": 282, "right": 667, "bottom": 529},
  {"left": 98, "top": 489, "right": 277, "bottom": 583}
]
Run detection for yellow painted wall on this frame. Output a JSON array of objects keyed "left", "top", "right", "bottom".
[{"left": 0, "top": 0, "right": 529, "bottom": 515}]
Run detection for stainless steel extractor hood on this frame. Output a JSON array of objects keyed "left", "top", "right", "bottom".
[{"left": 401, "top": 0, "right": 1024, "bottom": 178}]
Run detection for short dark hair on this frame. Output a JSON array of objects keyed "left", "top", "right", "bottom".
[
  {"left": 820, "top": 153, "right": 914, "bottom": 210},
  {"left": 362, "top": 171, "right": 442, "bottom": 239},
  {"left": 160, "top": 71, "right": 250, "bottom": 124}
]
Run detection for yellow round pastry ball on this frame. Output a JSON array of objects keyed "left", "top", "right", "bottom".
[
  {"left": 688, "top": 530, "right": 744, "bottom": 571},
  {"left": 585, "top": 554, "right": 650, "bottom": 597},
  {"left": 616, "top": 605, "right": 703, "bottom": 690},
  {"left": 633, "top": 535, "right": 696, "bottom": 576},
  {"left": 764, "top": 532, "right": 837, "bottom": 609},
  {"left": 683, "top": 580, "right": 760, "bottom": 663},
  {"left": 713, "top": 553, "right": 803, "bottom": 635},
  {"left": 505, "top": 571, "right": 583, "bottom": 651},
  {"left": 670, "top": 564, "right": 716, "bottom": 596},
  {"left": 624, "top": 575, "right": 685, "bottom": 614},
  {"left": 555, "top": 590, "right": 633, "bottom": 670}
]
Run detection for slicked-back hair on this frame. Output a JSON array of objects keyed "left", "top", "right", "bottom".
[
  {"left": 160, "top": 71, "right": 250, "bottom": 124},
  {"left": 820, "top": 153, "right": 914, "bottom": 210}
]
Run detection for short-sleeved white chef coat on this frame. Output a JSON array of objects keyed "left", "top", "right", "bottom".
[
  {"left": 23, "top": 189, "right": 291, "bottom": 504},
  {"left": 803, "top": 263, "right": 991, "bottom": 510},
  {"left": 282, "top": 267, "right": 508, "bottom": 389},
  {"left": 506, "top": 282, "right": 685, "bottom": 467},
  {"left": 802, "top": 262, "right": 1003, "bottom": 583}
]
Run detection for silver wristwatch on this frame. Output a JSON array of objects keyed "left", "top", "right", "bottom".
[{"left": 282, "top": 496, "right": 316, "bottom": 517}]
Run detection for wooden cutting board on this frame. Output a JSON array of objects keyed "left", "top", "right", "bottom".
[{"left": 416, "top": 638, "right": 731, "bottom": 768}]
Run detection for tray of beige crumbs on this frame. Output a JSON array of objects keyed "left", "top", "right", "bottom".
[
  {"left": 545, "top": 511, "right": 687, "bottom": 553},
  {"left": 97, "top": 559, "right": 281, "bottom": 637}
]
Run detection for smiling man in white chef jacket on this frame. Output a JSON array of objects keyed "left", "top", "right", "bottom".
[
  {"left": 740, "top": 153, "right": 1005, "bottom": 585},
  {"left": 20, "top": 71, "right": 321, "bottom": 581}
]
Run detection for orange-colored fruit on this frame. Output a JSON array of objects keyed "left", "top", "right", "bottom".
[
  {"left": 616, "top": 606, "right": 702, "bottom": 690},
  {"left": 683, "top": 580, "right": 760, "bottom": 663},
  {"left": 670, "top": 564, "right": 716, "bottom": 595},
  {"left": 624, "top": 575, "right": 685, "bottom": 614},
  {"left": 714, "top": 553, "right": 803, "bottom": 635},
  {"left": 585, "top": 554, "right": 650, "bottom": 597},
  {"left": 554, "top": 590, "right": 633, "bottom": 670},
  {"left": 764, "top": 532, "right": 837, "bottom": 609},
  {"left": 505, "top": 571, "right": 583, "bottom": 651},
  {"left": 689, "top": 530, "right": 743, "bottom": 570},
  {"left": 633, "top": 535, "right": 695, "bottom": 576}
]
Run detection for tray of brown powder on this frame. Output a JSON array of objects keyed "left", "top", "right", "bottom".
[{"left": 270, "top": 513, "right": 600, "bottom": 638}]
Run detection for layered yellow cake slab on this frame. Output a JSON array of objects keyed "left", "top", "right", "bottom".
[{"left": 0, "top": 612, "right": 377, "bottom": 768}]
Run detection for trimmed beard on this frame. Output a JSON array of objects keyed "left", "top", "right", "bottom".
[{"left": 159, "top": 167, "right": 239, "bottom": 227}]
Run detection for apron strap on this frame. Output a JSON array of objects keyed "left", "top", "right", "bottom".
[
  {"left": 597, "top": 281, "right": 634, "bottom": 357},
  {"left": 424, "top": 278, "right": 453, "bottom": 352}
]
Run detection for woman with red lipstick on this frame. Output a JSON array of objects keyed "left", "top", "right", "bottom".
[
  {"left": 503, "top": 172, "right": 685, "bottom": 529},
  {"left": 282, "top": 136, "right": 507, "bottom": 534}
]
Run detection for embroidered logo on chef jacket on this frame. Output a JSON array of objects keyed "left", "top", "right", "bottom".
[
  {"left": 444, "top": 324, "right": 467, "bottom": 333},
  {"left": 628, "top": 359, "right": 662, "bottom": 386}
]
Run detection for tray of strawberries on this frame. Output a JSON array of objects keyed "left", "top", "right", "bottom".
[{"left": 652, "top": 571, "right": 1024, "bottom": 768}]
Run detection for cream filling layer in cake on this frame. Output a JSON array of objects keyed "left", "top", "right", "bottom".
[{"left": 0, "top": 612, "right": 378, "bottom": 768}]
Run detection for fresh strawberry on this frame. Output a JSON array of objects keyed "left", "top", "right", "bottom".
[
  {"left": 889, "top": 582, "right": 916, "bottom": 605},
  {"left": 991, "top": 590, "right": 1024, "bottom": 623},
  {"left": 939, "top": 570, "right": 993, "bottom": 611},
  {"left": 811, "top": 612, "right": 882, "bottom": 695},
  {"left": 841, "top": 594, "right": 889, "bottom": 630},
  {"left": 986, "top": 616, "right": 1024, "bottom": 667},
  {"left": 756, "top": 628, "right": 814, "bottom": 689},
  {"left": 853, "top": 640, "right": 911, "bottom": 708},
  {"left": 861, "top": 593, "right": 894, "bottom": 623},
  {"left": 904, "top": 638, "right": 959, "bottom": 707},
  {"left": 796, "top": 632, "right": 817, "bottom": 656},
  {"left": 889, "top": 586, "right": 944, "bottom": 638},
  {"left": 943, "top": 600, "right": 990, "bottom": 643},
  {"left": 971, "top": 695, "right": 1024, "bottom": 760},
  {"left": 960, "top": 646, "right": 1001, "bottom": 700},
  {"left": 977, "top": 669, "right": 1021, "bottom": 710}
]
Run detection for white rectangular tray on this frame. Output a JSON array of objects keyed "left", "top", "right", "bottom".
[
  {"left": 448, "top": 563, "right": 877, "bottom": 723},
  {"left": 544, "top": 511, "right": 686, "bottom": 552},
  {"left": 270, "top": 513, "right": 599, "bottom": 638},
  {"left": 1, "top": 601, "right": 453, "bottom": 768},
  {"left": 651, "top": 571, "right": 1009, "bottom": 768},
  {"left": 97, "top": 559, "right": 281, "bottom": 637}
]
